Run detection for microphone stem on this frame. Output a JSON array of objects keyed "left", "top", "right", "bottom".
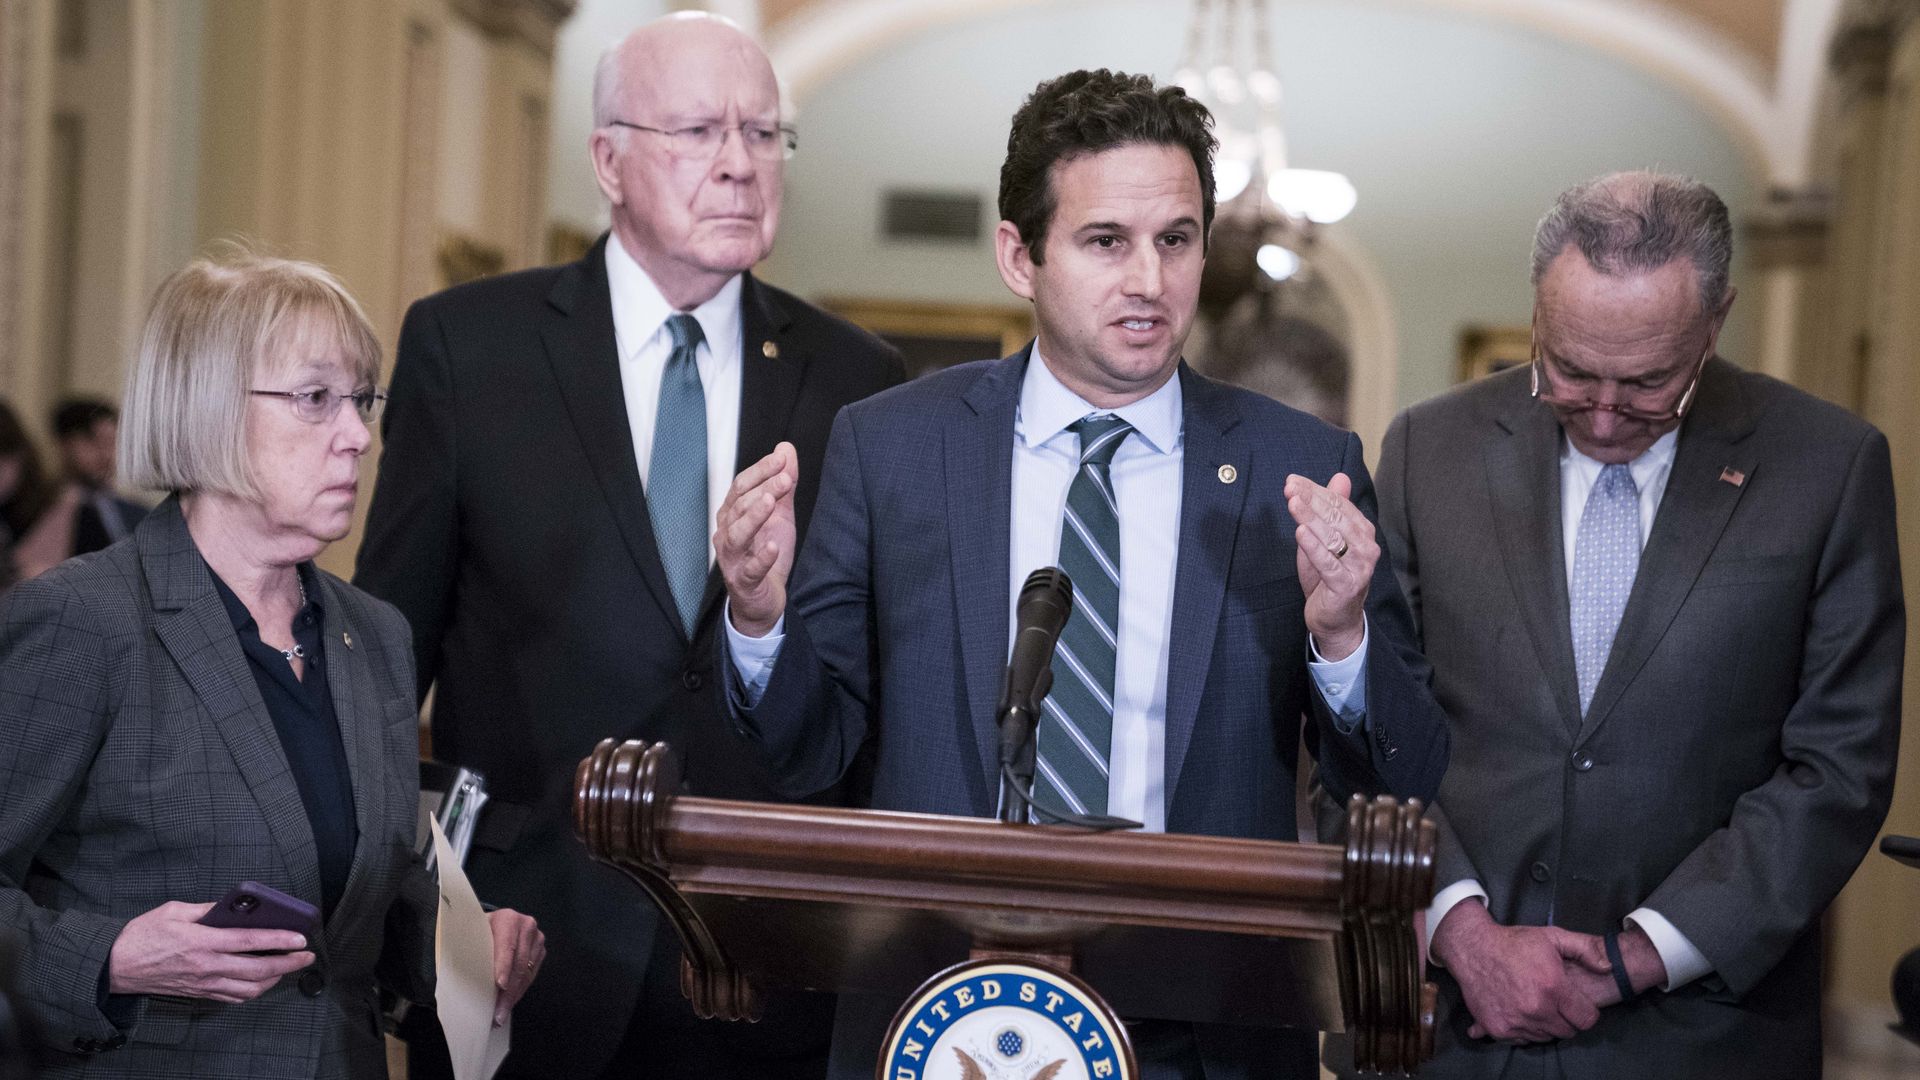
[{"left": 997, "top": 703, "right": 1039, "bottom": 824}]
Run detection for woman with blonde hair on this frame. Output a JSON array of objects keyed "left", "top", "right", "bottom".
[{"left": 0, "top": 247, "right": 543, "bottom": 1078}]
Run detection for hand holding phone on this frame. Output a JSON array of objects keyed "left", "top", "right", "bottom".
[
  {"left": 197, "top": 881, "right": 321, "bottom": 940},
  {"left": 107, "top": 893, "right": 316, "bottom": 1003}
]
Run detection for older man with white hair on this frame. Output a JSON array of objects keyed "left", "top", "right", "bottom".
[{"left": 356, "top": 13, "right": 902, "bottom": 1079}]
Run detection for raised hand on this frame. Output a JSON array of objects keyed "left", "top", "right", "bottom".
[
  {"left": 1283, "top": 472, "right": 1375, "bottom": 661},
  {"left": 716, "top": 442, "right": 799, "bottom": 637}
]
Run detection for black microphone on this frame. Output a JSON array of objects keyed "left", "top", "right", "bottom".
[{"left": 997, "top": 567, "right": 1072, "bottom": 823}]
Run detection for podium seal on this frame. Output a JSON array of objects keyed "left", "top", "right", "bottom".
[{"left": 879, "top": 959, "right": 1136, "bottom": 1080}]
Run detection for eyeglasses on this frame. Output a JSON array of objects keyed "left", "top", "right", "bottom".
[
  {"left": 606, "top": 119, "right": 797, "bottom": 161},
  {"left": 1530, "top": 345, "right": 1710, "bottom": 424},
  {"left": 250, "top": 386, "right": 387, "bottom": 424}
]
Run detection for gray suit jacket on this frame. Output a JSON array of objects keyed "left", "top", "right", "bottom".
[
  {"left": 0, "top": 498, "right": 436, "bottom": 1079},
  {"left": 1352, "top": 360, "right": 1902, "bottom": 1079}
]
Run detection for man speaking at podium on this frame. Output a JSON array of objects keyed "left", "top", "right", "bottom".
[{"left": 714, "top": 69, "right": 1450, "bottom": 1079}]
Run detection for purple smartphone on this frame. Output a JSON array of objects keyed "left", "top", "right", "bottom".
[{"left": 198, "top": 881, "right": 320, "bottom": 939}]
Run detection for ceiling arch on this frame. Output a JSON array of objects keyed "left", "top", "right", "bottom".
[{"left": 765, "top": 0, "right": 1844, "bottom": 184}]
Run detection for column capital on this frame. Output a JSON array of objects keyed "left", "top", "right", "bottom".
[
  {"left": 1829, "top": 0, "right": 1920, "bottom": 99},
  {"left": 448, "top": 0, "right": 577, "bottom": 59},
  {"left": 1743, "top": 187, "right": 1832, "bottom": 271}
]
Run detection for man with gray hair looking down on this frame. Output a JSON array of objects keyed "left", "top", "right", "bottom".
[{"left": 1326, "top": 171, "right": 1902, "bottom": 1078}]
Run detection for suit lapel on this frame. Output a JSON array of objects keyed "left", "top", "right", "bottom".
[
  {"left": 141, "top": 500, "right": 323, "bottom": 907},
  {"left": 1579, "top": 360, "right": 1756, "bottom": 741},
  {"left": 1162, "top": 367, "right": 1246, "bottom": 804},
  {"left": 319, "top": 578, "right": 385, "bottom": 936},
  {"left": 540, "top": 238, "right": 685, "bottom": 640},
  {"left": 952, "top": 352, "right": 1023, "bottom": 801},
  {"left": 1484, "top": 391, "right": 1584, "bottom": 735}
]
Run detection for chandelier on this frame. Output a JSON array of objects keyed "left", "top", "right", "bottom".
[{"left": 1172, "top": 0, "right": 1355, "bottom": 286}]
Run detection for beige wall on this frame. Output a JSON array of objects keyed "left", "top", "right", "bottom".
[
  {"left": 1820, "top": 6, "right": 1920, "bottom": 1022},
  {"left": 1800, "top": 4, "right": 1920, "bottom": 1057}
]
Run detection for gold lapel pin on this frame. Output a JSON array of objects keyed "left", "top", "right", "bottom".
[
  {"left": 1718, "top": 466, "right": 1746, "bottom": 488},
  {"left": 761, "top": 341, "right": 779, "bottom": 359},
  {"left": 1218, "top": 464, "right": 1237, "bottom": 484}
]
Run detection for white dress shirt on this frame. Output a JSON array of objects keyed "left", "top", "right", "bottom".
[
  {"left": 1427, "top": 427, "right": 1713, "bottom": 991},
  {"left": 728, "top": 347, "right": 1369, "bottom": 832},
  {"left": 606, "top": 232, "right": 743, "bottom": 565}
]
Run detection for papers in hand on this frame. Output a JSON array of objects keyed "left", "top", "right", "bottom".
[{"left": 430, "top": 818, "right": 511, "bottom": 1080}]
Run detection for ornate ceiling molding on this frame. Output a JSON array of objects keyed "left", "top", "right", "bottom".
[{"left": 767, "top": 0, "right": 1789, "bottom": 181}]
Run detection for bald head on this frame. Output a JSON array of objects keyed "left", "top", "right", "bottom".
[
  {"left": 593, "top": 13, "right": 778, "bottom": 130},
  {"left": 586, "top": 12, "right": 787, "bottom": 310}
]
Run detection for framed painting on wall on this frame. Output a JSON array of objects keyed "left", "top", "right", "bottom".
[
  {"left": 823, "top": 298, "right": 1032, "bottom": 380},
  {"left": 1457, "top": 324, "right": 1532, "bottom": 382}
]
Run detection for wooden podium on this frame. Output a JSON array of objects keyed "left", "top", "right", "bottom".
[{"left": 573, "top": 738, "right": 1436, "bottom": 1075}]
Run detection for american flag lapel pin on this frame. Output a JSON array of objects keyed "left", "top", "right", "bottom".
[{"left": 1719, "top": 466, "right": 1746, "bottom": 488}]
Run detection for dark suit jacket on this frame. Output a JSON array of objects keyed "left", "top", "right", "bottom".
[
  {"left": 1364, "top": 360, "right": 1902, "bottom": 1079},
  {"left": 730, "top": 350, "right": 1450, "bottom": 1080},
  {"left": 0, "top": 498, "right": 436, "bottom": 1079},
  {"left": 354, "top": 235, "right": 903, "bottom": 1075}
]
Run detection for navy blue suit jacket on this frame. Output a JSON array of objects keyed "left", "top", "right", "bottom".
[{"left": 730, "top": 349, "right": 1449, "bottom": 1079}]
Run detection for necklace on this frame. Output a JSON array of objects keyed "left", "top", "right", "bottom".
[{"left": 279, "top": 575, "right": 308, "bottom": 662}]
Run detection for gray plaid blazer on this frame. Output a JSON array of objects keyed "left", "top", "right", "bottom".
[{"left": 0, "top": 497, "right": 436, "bottom": 1079}]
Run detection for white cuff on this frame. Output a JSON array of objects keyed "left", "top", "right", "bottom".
[
  {"left": 1423, "top": 879, "right": 1488, "bottom": 966},
  {"left": 722, "top": 601, "right": 785, "bottom": 708},
  {"left": 1623, "top": 908, "right": 1713, "bottom": 991},
  {"left": 1307, "top": 617, "right": 1369, "bottom": 732}
]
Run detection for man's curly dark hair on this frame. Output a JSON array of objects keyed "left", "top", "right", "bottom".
[{"left": 999, "top": 69, "right": 1218, "bottom": 265}]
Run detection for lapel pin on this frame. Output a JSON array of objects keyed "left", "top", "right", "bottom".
[
  {"left": 1718, "top": 466, "right": 1746, "bottom": 488},
  {"left": 1217, "top": 464, "right": 1237, "bottom": 484},
  {"left": 761, "top": 341, "right": 779, "bottom": 359},
  {"left": 342, "top": 630, "right": 353, "bottom": 650}
]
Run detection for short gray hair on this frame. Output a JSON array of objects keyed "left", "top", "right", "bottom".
[
  {"left": 1530, "top": 171, "right": 1732, "bottom": 312},
  {"left": 119, "top": 244, "right": 381, "bottom": 500}
]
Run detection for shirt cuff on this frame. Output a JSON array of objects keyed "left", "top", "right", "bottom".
[
  {"left": 1624, "top": 908, "right": 1714, "bottom": 991},
  {"left": 1307, "top": 618, "right": 1369, "bottom": 732},
  {"left": 723, "top": 600, "right": 785, "bottom": 708},
  {"left": 1424, "top": 879, "right": 1489, "bottom": 967}
]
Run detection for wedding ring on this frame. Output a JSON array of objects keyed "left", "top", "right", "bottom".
[{"left": 1327, "top": 535, "right": 1349, "bottom": 560}]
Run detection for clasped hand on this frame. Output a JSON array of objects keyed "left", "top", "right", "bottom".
[{"left": 1432, "top": 900, "right": 1662, "bottom": 1044}]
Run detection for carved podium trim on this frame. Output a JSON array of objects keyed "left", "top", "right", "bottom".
[{"left": 574, "top": 738, "right": 1437, "bottom": 1074}]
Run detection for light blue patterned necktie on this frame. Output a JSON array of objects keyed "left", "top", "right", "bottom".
[
  {"left": 1570, "top": 463, "right": 1641, "bottom": 714},
  {"left": 649, "top": 313, "right": 708, "bottom": 637},
  {"left": 1035, "top": 415, "right": 1132, "bottom": 818}
]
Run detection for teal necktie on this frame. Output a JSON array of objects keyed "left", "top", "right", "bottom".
[{"left": 650, "top": 313, "right": 708, "bottom": 636}]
